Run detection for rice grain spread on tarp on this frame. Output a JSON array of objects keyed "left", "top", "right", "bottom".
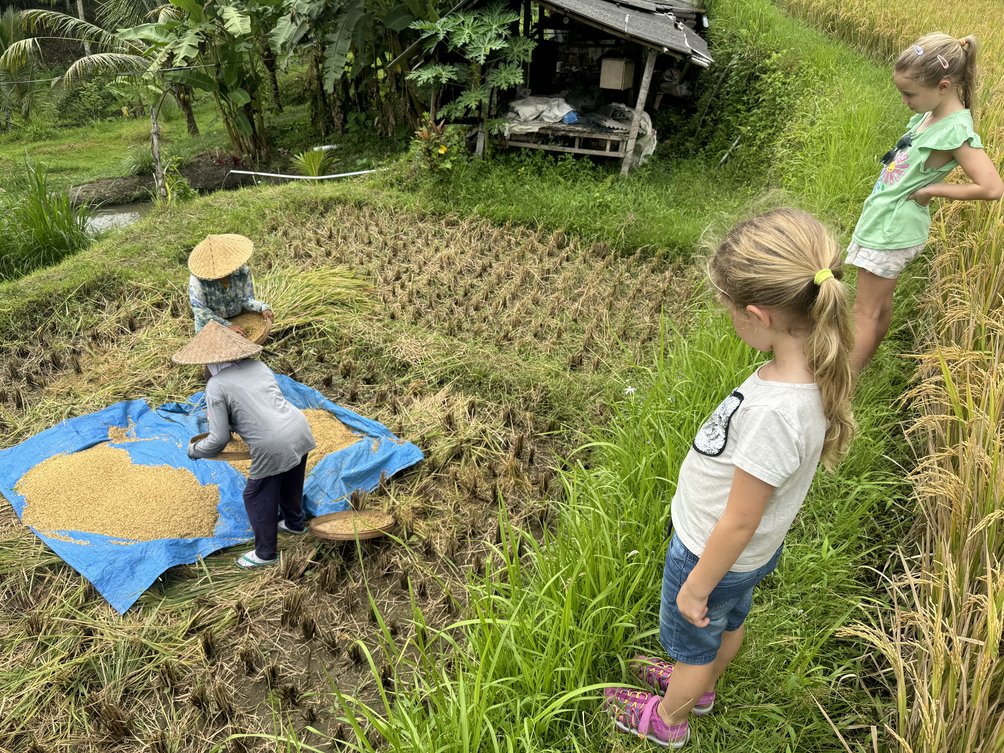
[
  {"left": 226, "top": 409, "right": 362, "bottom": 475},
  {"left": 16, "top": 444, "right": 219, "bottom": 540},
  {"left": 0, "top": 378, "right": 423, "bottom": 613}
]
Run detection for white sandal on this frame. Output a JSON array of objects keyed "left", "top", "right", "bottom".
[{"left": 236, "top": 551, "right": 277, "bottom": 569}]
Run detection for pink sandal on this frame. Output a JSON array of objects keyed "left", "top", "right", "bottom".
[
  {"left": 603, "top": 686, "right": 690, "bottom": 748},
  {"left": 630, "top": 655, "right": 715, "bottom": 716}
]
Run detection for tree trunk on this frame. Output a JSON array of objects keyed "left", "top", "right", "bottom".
[
  {"left": 310, "top": 49, "right": 335, "bottom": 136},
  {"left": 261, "top": 44, "right": 283, "bottom": 113},
  {"left": 151, "top": 97, "right": 167, "bottom": 202},
  {"left": 246, "top": 98, "right": 269, "bottom": 162},
  {"left": 75, "top": 0, "right": 91, "bottom": 56},
  {"left": 172, "top": 84, "right": 199, "bottom": 136}
]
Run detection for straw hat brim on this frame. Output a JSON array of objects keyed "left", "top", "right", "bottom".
[
  {"left": 172, "top": 320, "right": 263, "bottom": 365},
  {"left": 188, "top": 234, "right": 253, "bottom": 279}
]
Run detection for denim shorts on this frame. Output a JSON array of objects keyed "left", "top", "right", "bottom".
[{"left": 659, "top": 534, "right": 782, "bottom": 665}]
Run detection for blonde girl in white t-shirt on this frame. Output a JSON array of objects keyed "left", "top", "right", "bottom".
[{"left": 603, "top": 209, "right": 856, "bottom": 748}]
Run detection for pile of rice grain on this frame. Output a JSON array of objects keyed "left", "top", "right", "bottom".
[
  {"left": 303, "top": 409, "right": 363, "bottom": 472},
  {"left": 225, "top": 409, "right": 363, "bottom": 475},
  {"left": 16, "top": 444, "right": 220, "bottom": 541}
]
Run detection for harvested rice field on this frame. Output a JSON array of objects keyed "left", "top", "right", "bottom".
[
  {"left": 17, "top": 444, "right": 219, "bottom": 541},
  {"left": 0, "top": 187, "right": 697, "bottom": 753}
]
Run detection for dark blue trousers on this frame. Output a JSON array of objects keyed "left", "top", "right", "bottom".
[{"left": 242, "top": 453, "right": 308, "bottom": 560}]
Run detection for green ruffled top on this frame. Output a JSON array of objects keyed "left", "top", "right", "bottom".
[{"left": 852, "top": 109, "right": 983, "bottom": 251}]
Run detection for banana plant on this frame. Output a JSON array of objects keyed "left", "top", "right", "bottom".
[{"left": 119, "top": 0, "right": 272, "bottom": 159}]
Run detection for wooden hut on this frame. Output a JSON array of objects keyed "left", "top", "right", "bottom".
[{"left": 498, "top": 0, "right": 712, "bottom": 173}]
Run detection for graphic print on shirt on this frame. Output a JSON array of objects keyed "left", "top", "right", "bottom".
[
  {"left": 874, "top": 149, "right": 910, "bottom": 192},
  {"left": 693, "top": 390, "right": 744, "bottom": 457}
]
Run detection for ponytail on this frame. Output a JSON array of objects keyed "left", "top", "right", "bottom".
[
  {"left": 958, "top": 35, "right": 978, "bottom": 115},
  {"left": 805, "top": 273, "right": 855, "bottom": 468},
  {"left": 709, "top": 208, "right": 856, "bottom": 469}
]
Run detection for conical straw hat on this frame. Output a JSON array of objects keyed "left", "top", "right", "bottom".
[
  {"left": 172, "top": 321, "right": 263, "bottom": 365},
  {"left": 188, "top": 234, "right": 253, "bottom": 279}
]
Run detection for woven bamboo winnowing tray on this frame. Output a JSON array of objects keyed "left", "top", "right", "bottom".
[
  {"left": 227, "top": 311, "right": 271, "bottom": 345},
  {"left": 191, "top": 432, "right": 252, "bottom": 460},
  {"left": 309, "top": 510, "right": 396, "bottom": 541}
]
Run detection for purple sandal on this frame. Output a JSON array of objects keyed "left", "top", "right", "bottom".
[
  {"left": 630, "top": 655, "right": 715, "bottom": 716},
  {"left": 603, "top": 686, "right": 689, "bottom": 748}
]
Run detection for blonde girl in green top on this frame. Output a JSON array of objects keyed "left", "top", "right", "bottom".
[{"left": 849, "top": 33, "right": 1003, "bottom": 374}]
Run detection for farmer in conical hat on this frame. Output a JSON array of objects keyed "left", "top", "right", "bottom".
[
  {"left": 173, "top": 321, "right": 315, "bottom": 569},
  {"left": 187, "top": 234, "right": 273, "bottom": 336}
]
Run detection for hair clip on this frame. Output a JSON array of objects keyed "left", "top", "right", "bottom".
[
  {"left": 913, "top": 45, "right": 924, "bottom": 55},
  {"left": 937, "top": 54, "right": 950, "bottom": 69}
]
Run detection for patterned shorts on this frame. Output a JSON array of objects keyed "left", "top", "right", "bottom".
[{"left": 845, "top": 241, "right": 926, "bottom": 280}]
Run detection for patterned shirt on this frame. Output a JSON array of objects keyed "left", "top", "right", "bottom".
[
  {"left": 851, "top": 109, "right": 982, "bottom": 250},
  {"left": 188, "top": 265, "right": 269, "bottom": 331}
]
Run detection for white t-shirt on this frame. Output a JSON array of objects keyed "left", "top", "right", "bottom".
[{"left": 671, "top": 365, "right": 826, "bottom": 572}]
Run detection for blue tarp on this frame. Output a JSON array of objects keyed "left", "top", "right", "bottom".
[{"left": 0, "top": 377, "right": 423, "bottom": 614}]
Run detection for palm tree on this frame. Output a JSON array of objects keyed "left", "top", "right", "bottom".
[
  {"left": 0, "top": 6, "right": 43, "bottom": 129},
  {"left": 92, "top": 0, "right": 199, "bottom": 133}
]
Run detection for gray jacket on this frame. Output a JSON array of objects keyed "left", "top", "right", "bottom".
[{"left": 188, "top": 360, "right": 316, "bottom": 479}]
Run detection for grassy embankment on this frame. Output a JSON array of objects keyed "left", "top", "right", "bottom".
[
  {"left": 778, "top": 2, "right": 1004, "bottom": 750},
  {"left": 0, "top": 101, "right": 229, "bottom": 191}
]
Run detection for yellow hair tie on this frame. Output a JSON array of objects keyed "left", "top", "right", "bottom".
[{"left": 814, "top": 268, "right": 834, "bottom": 285}]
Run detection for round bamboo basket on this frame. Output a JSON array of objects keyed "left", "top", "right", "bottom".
[
  {"left": 227, "top": 311, "right": 271, "bottom": 345},
  {"left": 309, "top": 510, "right": 396, "bottom": 541},
  {"left": 191, "top": 432, "right": 253, "bottom": 460}
]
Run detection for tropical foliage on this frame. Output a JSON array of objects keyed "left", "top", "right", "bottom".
[
  {"left": 0, "top": 0, "right": 454, "bottom": 157},
  {"left": 0, "top": 6, "right": 43, "bottom": 128},
  {"left": 408, "top": 2, "right": 535, "bottom": 145}
]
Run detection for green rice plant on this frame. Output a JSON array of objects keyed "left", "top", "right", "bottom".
[
  {"left": 324, "top": 301, "right": 914, "bottom": 753},
  {"left": 0, "top": 161, "right": 92, "bottom": 281},
  {"left": 771, "top": 3, "right": 1004, "bottom": 752},
  {"left": 290, "top": 148, "right": 334, "bottom": 177}
]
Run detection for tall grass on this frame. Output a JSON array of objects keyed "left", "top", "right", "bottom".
[
  {"left": 776, "top": 1, "right": 1004, "bottom": 751},
  {"left": 328, "top": 305, "right": 915, "bottom": 753},
  {"left": 0, "top": 162, "right": 92, "bottom": 282}
]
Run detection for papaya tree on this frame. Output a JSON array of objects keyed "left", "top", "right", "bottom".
[{"left": 408, "top": 2, "right": 535, "bottom": 155}]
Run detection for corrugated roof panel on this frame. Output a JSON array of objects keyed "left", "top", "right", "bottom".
[{"left": 539, "top": 0, "right": 712, "bottom": 64}]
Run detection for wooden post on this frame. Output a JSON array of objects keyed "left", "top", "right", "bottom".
[{"left": 621, "top": 48, "right": 658, "bottom": 176}]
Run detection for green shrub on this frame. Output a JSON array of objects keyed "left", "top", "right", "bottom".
[
  {"left": 123, "top": 146, "right": 157, "bottom": 177},
  {"left": 52, "top": 78, "right": 129, "bottom": 125},
  {"left": 0, "top": 162, "right": 92, "bottom": 281},
  {"left": 153, "top": 157, "right": 199, "bottom": 207},
  {"left": 290, "top": 148, "right": 334, "bottom": 177}
]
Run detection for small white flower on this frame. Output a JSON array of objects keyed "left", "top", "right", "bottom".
[
  {"left": 624, "top": 386, "right": 636, "bottom": 396},
  {"left": 627, "top": 550, "right": 639, "bottom": 558}
]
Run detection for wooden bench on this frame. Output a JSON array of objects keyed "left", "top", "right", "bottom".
[{"left": 499, "top": 122, "right": 630, "bottom": 158}]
